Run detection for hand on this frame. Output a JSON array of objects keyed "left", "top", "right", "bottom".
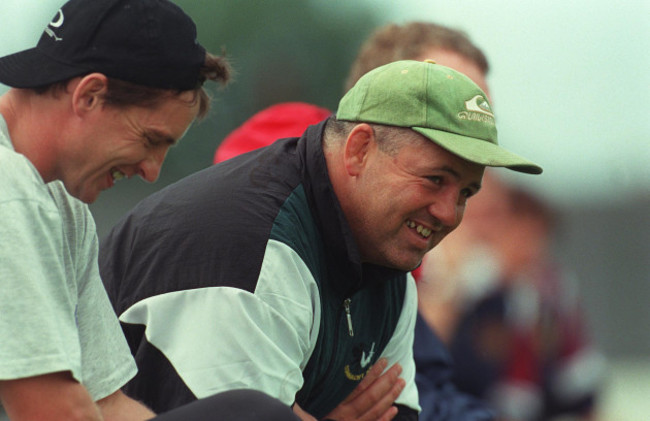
[
  {"left": 0, "top": 371, "right": 103, "bottom": 421},
  {"left": 322, "top": 358, "right": 405, "bottom": 421},
  {"left": 97, "top": 389, "right": 156, "bottom": 421},
  {"left": 293, "top": 402, "right": 318, "bottom": 420}
]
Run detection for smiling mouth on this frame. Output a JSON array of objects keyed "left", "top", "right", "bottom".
[
  {"left": 111, "top": 168, "right": 126, "bottom": 182},
  {"left": 406, "top": 220, "right": 433, "bottom": 239}
]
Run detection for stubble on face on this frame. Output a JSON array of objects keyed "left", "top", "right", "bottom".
[{"left": 349, "top": 131, "right": 484, "bottom": 272}]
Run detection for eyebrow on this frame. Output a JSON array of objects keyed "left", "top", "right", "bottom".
[{"left": 145, "top": 129, "right": 177, "bottom": 146}]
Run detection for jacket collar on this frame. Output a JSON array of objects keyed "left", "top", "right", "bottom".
[{"left": 299, "top": 121, "right": 406, "bottom": 294}]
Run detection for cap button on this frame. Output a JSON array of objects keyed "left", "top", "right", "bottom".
[{"left": 423, "top": 59, "right": 436, "bottom": 64}]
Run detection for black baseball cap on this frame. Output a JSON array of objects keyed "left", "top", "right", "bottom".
[{"left": 0, "top": 0, "right": 206, "bottom": 90}]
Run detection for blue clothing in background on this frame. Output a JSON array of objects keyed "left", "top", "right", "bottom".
[{"left": 414, "top": 312, "right": 495, "bottom": 420}]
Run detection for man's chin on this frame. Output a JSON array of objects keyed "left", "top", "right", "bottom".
[
  {"left": 384, "top": 256, "right": 424, "bottom": 273},
  {"left": 407, "top": 259, "right": 423, "bottom": 272},
  {"left": 82, "top": 190, "right": 101, "bottom": 204},
  {"left": 402, "top": 260, "right": 423, "bottom": 273},
  {"left": 362, "top": 246, "right": 426, "bottom": 272},
  {"left": 68, "top": 185, "right": 99, "bottom": 204}
]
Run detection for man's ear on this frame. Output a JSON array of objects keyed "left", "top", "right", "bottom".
[
  {"left": 71, "top": 73, "right": 109, "bottom": 116},
  {"left": 343, "top": 123, "right": 375, "bottom": 176}
]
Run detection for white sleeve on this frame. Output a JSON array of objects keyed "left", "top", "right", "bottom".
[
  {"left": 49, "top": 182, "right": 137, "bottom": 400},
  {"left": 0, "top": 198, "right": 81, "bottom": 381},
  {"left": 70, "top": 209, "right": 137, "bottom": 400},
  {"left": 377, "top": 273, "right": 420, "bottom": 412},
  {"left": 120, "top": 239, "right": 321, "bottom": 405}
]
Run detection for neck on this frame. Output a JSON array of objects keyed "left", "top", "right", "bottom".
[
  {"left": 0, "top": 89, "right": 65, "bottom": 182},
  {"left": 323, "top": 140, "right": 348, "bottom": 209}
]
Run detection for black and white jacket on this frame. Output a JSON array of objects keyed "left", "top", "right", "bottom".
[{"left": 99, "top": 121, "right": 419, "bottom": 420}]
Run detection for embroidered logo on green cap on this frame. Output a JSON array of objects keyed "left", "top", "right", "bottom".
[{"left": 460, "top": 95, "right": 495, "bottom": 124}]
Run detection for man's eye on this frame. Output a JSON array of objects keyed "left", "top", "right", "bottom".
[
  {"left": 427, "top": 176, "right": 443, "bottom": 185},
  {"left": 145, "top": 136, "right": 160, "bottom": 147}
]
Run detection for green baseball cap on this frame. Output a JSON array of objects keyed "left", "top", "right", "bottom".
[{"left": 336, "top": 60, "right": 542, "bottom": 174}]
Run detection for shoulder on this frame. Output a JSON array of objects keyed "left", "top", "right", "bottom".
[
  {"left": 100, "top": 146, "right": 310, "bottom": 302},
  {"left": 47, "top": 181, "right": 96, "bottom": 245},
  {"left": 0, "top": 145, "right": 51, "bottom": 207}
]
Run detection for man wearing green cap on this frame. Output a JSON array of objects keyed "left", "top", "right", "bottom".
[{"left": 99, "top": 60, "right": 542, "bottom": 420}]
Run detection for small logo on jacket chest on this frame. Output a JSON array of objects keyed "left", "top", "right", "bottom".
[{"left": 344, "top": 342, "right": 376, "bottom": 381}]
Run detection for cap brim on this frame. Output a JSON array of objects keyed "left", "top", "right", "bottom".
[
  {"left": 0, "top": 48, "right": 88, "bottom": 88},
  {"left": 413, "top": 127, "right": 543, "bottom": 174}
]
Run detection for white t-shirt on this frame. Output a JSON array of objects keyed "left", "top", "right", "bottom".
[{"left": 0, "top": 115, "right": 136, "bottom": 402}]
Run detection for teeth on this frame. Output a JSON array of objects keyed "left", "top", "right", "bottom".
[
  {"left": 112, "top": 169, "right": 125, "bottom": 181},
  {"left": 406, "top": 220, "right": 432, "bottom": 238}
]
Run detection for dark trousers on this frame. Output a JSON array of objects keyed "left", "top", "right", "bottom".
[{"left": 152, "top": 389, "right": 300, "bottom": 421}]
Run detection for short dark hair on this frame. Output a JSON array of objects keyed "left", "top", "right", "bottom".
[
  {"left": 32, "top": 51, "right": 231, "bottom": 120},
  {"left": 324, "top": 117, "right": 413, "bottom": 156}
]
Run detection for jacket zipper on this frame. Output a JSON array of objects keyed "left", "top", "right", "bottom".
[
  {"left": 344, "top": 298, "right": 354, "bottom": 337},
  {"left": 297, "top": 296, "right": 354, "bottom": 406}
]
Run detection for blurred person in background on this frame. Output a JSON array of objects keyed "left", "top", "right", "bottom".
[
  {"left": 418, "top": 171, "right": 606, "bottom": 420},
  {"left": 0, "top": 0, "right": 300, "bottom": 419},
  {"left": 344, "top": 22, "right": 489, "bottom": 94}
]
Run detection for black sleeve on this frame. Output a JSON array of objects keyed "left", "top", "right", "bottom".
[
  {"left": 319, "top": 404, "right": 418, "bottom": 421},
  {"left": 394, "top": 403, "right": 419, "bottom": 420},
  {"left": 155, "top": 389, "right": 299, "bottom": 420}
]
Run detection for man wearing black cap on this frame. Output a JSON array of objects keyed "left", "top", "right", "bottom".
[{"left": 0, "top": 0, "right": 299, "bottom": 420}]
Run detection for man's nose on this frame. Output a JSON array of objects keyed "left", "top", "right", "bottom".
[
  {"left": 426, "top": 191, "right": 462, "bottom": 228},
  {"left": 138, "top": 148, "right": 168, "bottom": 183}
]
